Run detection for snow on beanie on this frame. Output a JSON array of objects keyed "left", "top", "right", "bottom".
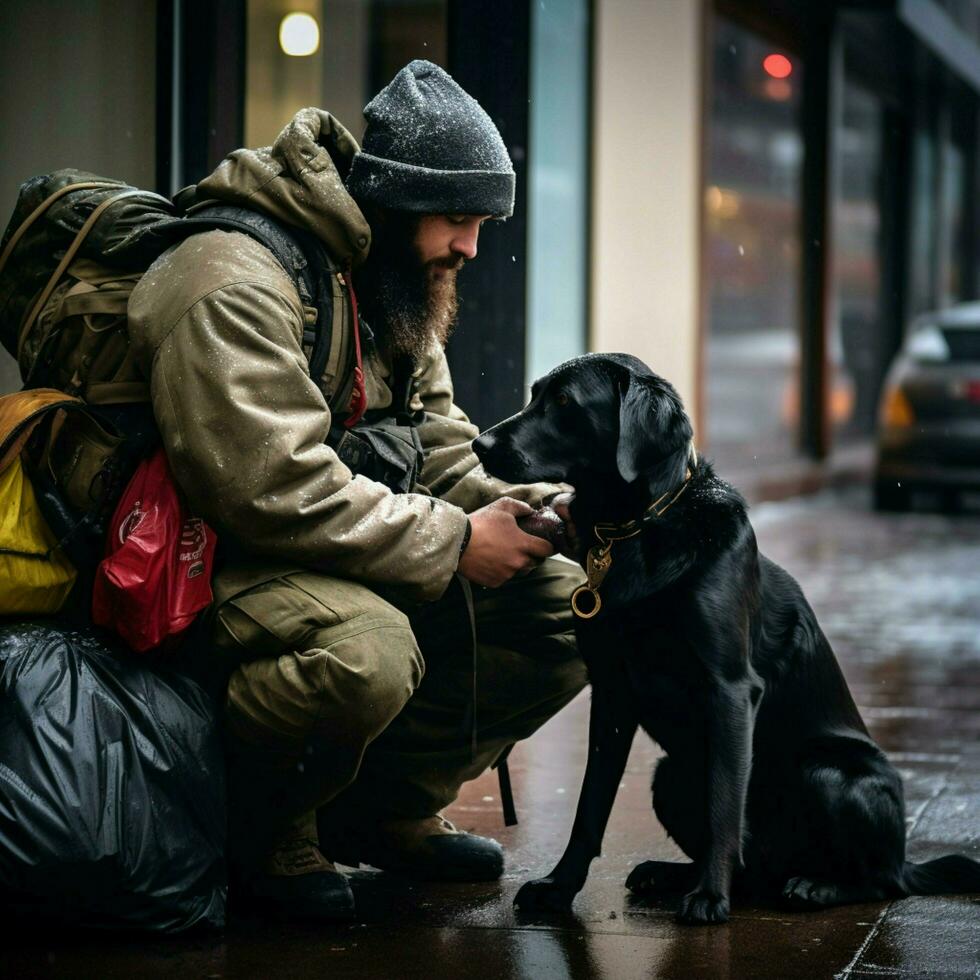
[{"left": 345, "top": 60, "right": 515, "bottom": 218}]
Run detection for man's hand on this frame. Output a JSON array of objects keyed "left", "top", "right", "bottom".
[
  {"left": 549, "top": 492, "right": 580, "bottom": 561},
  {"left": 458, "top": 497, "right": 555, "bottom": 588}
]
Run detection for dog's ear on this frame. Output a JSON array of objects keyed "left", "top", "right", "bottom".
[
  {"left": 616, "top": 377, "right": 660, "bottom": 483},
  {"left": 616, "top": 376, "right": 693, "bottom": 491}
]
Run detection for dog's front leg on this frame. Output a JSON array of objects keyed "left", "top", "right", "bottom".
[
  {"left": 678, "top": 676, "right": 759, "bottom": 925},
  {"left": 514, "top": 676, "right": 637, "bottom": 913}
]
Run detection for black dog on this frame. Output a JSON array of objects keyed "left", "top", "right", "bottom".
[{"left": 473, "top": 353, "right": 980, "bottom": 925}]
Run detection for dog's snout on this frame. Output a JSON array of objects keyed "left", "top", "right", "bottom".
[{"left": 473, "top": 432, "right": 496, "bottom": 462}]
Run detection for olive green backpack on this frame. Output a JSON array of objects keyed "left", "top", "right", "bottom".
[{"left": 0, "top": 169, "right": 350, "bottom": 571}]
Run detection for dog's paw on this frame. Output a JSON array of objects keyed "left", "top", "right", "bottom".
[
  {"left": 514, "top": 877, "right": 578, "bottom": 913},
  {"left": 626, "top": 860, "right": 697, "bottom": 896},
  {"left": 625, "top": 861, "right": 659, "bottom": 894},
  {"left": 783, "top": 876, "right": 825, "bottom": 908},
  {"left": 677, "top": 888, "right": 730, "bottom": 925},
  {"left": 516, "top": 508, "right": 568, "bottom": 550},
  {"left": 783, "top": 877, "right": 860, "bottom": 910}
]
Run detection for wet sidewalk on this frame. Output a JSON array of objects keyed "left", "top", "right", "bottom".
[{"left": 4, "top": 489, "right": 979, "bottom": 979}]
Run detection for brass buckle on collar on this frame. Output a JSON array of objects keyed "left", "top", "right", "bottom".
[{"left": 571, "top": 541, "right": 614, "bottom": 619}]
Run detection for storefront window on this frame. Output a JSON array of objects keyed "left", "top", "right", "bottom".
[
  {"left": 245, "top": 1, "right": 447, "bottom": 149},
  {"left": 940, "top": 137, "right": 966, "bottom": 306},
  {"left": 704, "top": 17, "right": 804, "bottom": 471},
  {"left": 832, "top": 77, "right": 883, "bottom": 440},
  {"left": 909, "top": 125, "right": 938, "bottom": 317},
  {"left": 526, "top": 0, "right": 590, "bottom": 386},
  {"left": 245, "top": 1, "right": 586, "bottom": 404}
]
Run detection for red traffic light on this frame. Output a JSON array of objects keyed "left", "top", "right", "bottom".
[{"left": 763, "top": 53, "right": 792, "bottom": 79}]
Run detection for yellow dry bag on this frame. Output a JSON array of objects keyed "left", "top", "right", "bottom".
[{"left": 0, "top": 390, "right": 81, "bottom": 614}]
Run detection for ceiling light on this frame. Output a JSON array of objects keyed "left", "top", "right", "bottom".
[{"left": 279, "top": 12, "right": 320, "bottom": 57}]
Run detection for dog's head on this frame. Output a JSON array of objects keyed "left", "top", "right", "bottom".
[{"left": 474, "top": 353, "right": 693, "bottom": 498}]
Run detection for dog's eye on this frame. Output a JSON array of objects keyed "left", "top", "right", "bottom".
[{"left": 556, "top": 392, "right": 570, "bottom": 407}]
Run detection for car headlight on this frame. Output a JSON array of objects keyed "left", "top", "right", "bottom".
[
  {"left": 905, "top": 324, "right": 949, "bottom": 361},
  {"left": 879, "top": 385, "right": 915, "bottom": 428}
]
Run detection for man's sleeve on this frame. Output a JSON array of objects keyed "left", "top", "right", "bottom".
[
  {"left": 147, "top": 280, "right": 468, "bottom": 601},
  {"left": 414, "top": 345, "right": 567, "bottom": 512}
]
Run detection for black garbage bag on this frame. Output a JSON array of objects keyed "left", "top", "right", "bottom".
[{"left": 0, "top": 623, "right": 226, "bottom": 932}]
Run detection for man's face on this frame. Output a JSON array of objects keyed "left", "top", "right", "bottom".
[
  {"left": 413, "top": 214, "right": 488, "bottom": 269},
  {"left": 356, "top": 210, "right": 491, "bottom": 366}
]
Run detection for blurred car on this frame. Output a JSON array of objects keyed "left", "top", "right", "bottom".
[{"left": 875, "top": 302, "right": 980, "bottom": 511}]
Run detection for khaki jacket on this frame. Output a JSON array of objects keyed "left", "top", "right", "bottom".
[{"left": 128, "top": 108, "right": 558, "bottom": 603}]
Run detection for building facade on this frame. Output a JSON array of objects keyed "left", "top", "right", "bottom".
[{"left": 2, "top": 0, "right": 979, "bottom": 493}]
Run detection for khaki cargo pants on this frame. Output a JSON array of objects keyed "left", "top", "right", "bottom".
[{"left": 209, "top": 558, "right": 587, "bottom": 859}]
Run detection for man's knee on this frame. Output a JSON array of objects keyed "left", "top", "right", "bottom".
[
  {"left": 216, "top": 571, "right": 423, "bottom": 751},
  {"left": 459, "top": 557, "right": 582, "bottom": 654},
  {"left": 512, "top": 557, "right": 586, "bottom": 624}
]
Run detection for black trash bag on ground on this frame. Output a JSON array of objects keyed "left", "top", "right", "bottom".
[{"left": 0, "top": 623, "right": 226, "bottom": 932}]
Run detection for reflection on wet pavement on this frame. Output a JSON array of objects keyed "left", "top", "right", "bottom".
[{"left": 3, "top": 489, "right": 978, "bottom": 978}]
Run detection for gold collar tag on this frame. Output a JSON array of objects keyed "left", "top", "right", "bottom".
[{"left": 571, "top": 542, "right": 613, "bottom": 619}]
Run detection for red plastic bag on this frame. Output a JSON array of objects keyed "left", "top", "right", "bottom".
[{"left": 92, "top": 448, "right": 216, "bottom": 653}]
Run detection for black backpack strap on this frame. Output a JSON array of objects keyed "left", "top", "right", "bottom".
[
  {"left": 176, "top": 205, "right": 339, "bottom": 413},
  {"left": 284, "top": 225, "right": 346, "bottom": 392},
  {"left": 390, "top": 354, "right": 418, "bottom": 420}
]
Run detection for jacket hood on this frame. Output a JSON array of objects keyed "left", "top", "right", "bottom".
[{"left": 196, "top": 107, "right": 372, "bottom": 267}]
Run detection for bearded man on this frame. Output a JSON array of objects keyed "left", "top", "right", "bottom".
[{"left": 127, "top": 60, "right": 586, "bottom": 921}]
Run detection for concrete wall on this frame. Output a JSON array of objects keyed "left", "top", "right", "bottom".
[
  {"left": 590, "top": 0, "right": 704, "bottom": 431},
  {"left": 0, "top": 0, "right": 157, "bottom": 394}
]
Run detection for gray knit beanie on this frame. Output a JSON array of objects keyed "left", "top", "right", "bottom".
[{"left": 345, "top": 60, "right": 515, "bottom": 218}]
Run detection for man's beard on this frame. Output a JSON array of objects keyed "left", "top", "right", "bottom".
[{"left": 354, "top": 215, "right": 462, "bottom": 366}]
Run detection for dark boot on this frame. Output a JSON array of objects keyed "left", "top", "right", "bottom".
[
  {"left": 233, "top": 811, "right": 356, "bottom": 922},
  {"left": 321, "top": 812, "right": 504, "bottom": 882}
]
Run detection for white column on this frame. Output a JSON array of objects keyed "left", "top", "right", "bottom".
[{"left": 591, "top": 0, "right": 704, "bottom": 428}]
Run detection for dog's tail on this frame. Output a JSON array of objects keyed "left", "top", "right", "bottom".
[{"left": 901, "top": 855, "right": 980, "bottom": 895}]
